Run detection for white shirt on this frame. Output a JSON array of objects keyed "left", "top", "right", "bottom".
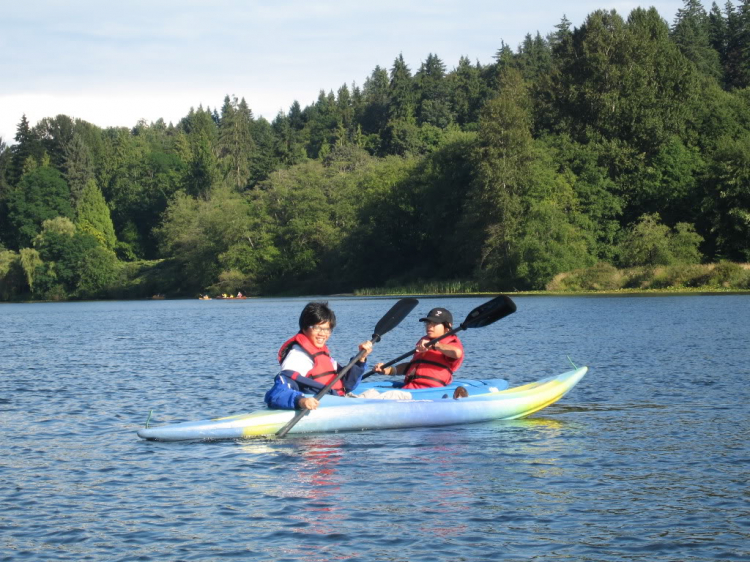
[{"left": 280, "top": 345, "right": 339, "bottom": 375}]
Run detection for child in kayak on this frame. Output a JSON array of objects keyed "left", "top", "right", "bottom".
[
  {"left": 264, "top": 302, "right": 373, "bottom": 410},
  {"left": 372, "top": 307, "right": 464, "bottom": 389}
]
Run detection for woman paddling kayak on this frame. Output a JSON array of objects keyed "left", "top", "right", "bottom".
[
  {"left": 263, "top": 302, "right": 373, "bottom": 411},
  {"left": 373, "top": 307, "right": 464, "bottom": 389}
]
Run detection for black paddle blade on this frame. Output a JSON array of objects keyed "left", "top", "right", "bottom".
[
  {"left": 371, "top": 297, "right": 419, "bottom": 341},
  {"left": 462, "top": 295, "right": 516, "bottom": 329}
]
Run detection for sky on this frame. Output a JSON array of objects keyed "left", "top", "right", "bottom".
[{"left": 1, "top": 0, "right": 687, "bottom": 144}]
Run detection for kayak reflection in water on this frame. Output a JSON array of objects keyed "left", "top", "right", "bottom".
[
  {"left": 263, "top": 302, "right": 373, "bottom": 411},
  {"left": 373, "top": 307, "right": 464, "bottom": 389}
]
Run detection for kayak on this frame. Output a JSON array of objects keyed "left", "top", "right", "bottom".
[
  {"left": 137, "top": 366, "right": 587, "bottom": 441},
  {"left": 354, "top": 377, "right": 509, "bottom": 400}
]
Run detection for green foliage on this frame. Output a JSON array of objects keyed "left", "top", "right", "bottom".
[
  {"left": 515, "top": 198, "right": 597, "bottom": 289},
  {"left": 356, "top": 279, "right": 480, "bottom": 296},
  {"left": 64, "top": 130, "right": 96, "bottom": 206},
  {"left": 156, "top": 186, "right": 265, "bottom": 293},
  {"left": 0, "top": 250, "right": 26, "bottom": 299},
  {"left": 547, "top": 262, "right": 623, "bottom": 291},
  {"left": 31, "top": 217, "right": 120, "bottom": 299},
  {"left": 389, "top": 54, "right": 417, "bottom": 122},
  {"left": 218, "top": 95, "right": 255, "bottom": 190},
  {"left": 704, "top": 261, "right": 750, "bottom": 287},
  {"left": 547, "top": 261, "right": 750, "bottom": 291},
  {"left": 6, "top": 166, "right": 74, "bottom": 249},
  {"left": 6, "top": 115, "right": 45, "bottom": 187},
  {"left": 670, "top": 222, "right": 705, "bottom": 263},
  {"left": 701, "top": 131, "right": 750, "bottom": 260},
  {"left": 19, "top": 247, "right": 42, "bottom": 291},
  {"left": 618, "top": 213, "right": 704, "bottom": 267},
  {"left": 209, "top": 269, "right": 253, "bottom": 295},
  {"left": 449, "top": 57, "right": 487, "bottom": 126},
  {"left": 2, "top": 3, "right": 749, "bottom": 300},
  {"left": 671, "top": 0, "right": 723, "bottom": 81},
  {"left": 77, "top": 179, "right": 116, "bottom": 250},
  {"left": 619, "top": 214, "right": 674, "bottom": 266},
  {"left": 549, "top": 8, "right": 699, "bottom": 153},
  {"left": 467, "top": 67, "right": 533, "bottom": 284}
]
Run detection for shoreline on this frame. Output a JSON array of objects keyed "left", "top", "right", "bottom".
[{"left": 4, "top": 287, "right": 750, "bottom": 304}]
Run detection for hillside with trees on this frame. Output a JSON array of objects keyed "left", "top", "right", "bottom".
[{"left": 1, "top": 1, "right": 749, "bottom": 301}]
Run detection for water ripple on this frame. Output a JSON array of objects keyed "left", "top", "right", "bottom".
[{"left": 1, "top": 296, "right": 749, "bottom": 561}]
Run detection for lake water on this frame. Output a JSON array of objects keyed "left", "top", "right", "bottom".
[{"left": 1, "top": 294, "right": 749, "bottom": 562}]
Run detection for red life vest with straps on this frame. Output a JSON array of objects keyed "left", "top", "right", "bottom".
[
  {"left": 277, "top": 333, "right": 345, "bottom": 396},
  {"left": 402, "top": 334, "right": 464, "bottom": 389}
]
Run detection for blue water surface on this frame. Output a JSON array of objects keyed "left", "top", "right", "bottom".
[{"left": 1, "top": 294, "right": 748, "bottom": 561}]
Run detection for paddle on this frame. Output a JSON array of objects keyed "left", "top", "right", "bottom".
[
  {"left": 275, "top": 297, "right": 419, "bottom": 438},
  {"left": 361, "top": 294, "right": 517, "bottom": 380}
]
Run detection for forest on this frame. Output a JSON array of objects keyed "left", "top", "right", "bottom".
[{"left": 1, "top": 1, "right": 749, "bottom": 301}]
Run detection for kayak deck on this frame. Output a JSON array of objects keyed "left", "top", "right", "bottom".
[{"left": 137, "top": 367, "right": 587, "bottom": 441}]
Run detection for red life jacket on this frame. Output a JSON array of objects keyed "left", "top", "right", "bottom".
[
  {"left": 277, "top": 333, "right": 345, "bottom": 396},
  {"left": 402, "top": 335, "right": 464, "bottom": 389}
]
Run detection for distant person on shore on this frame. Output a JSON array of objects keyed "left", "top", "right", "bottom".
[{"left": 264, "top": 302, "right": 373, "bottom": 410}]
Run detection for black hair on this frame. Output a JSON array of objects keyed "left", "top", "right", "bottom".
[{"left": 298, "top": 301, "right": 337, "bottom": 332}]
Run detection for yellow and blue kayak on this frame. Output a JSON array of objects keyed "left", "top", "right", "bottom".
[{"left": 137, "top": 367, "right": 587, "bottom": 441}]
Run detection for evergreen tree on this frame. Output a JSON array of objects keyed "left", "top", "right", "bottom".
[
  {"left": 0, "top": 137, "right": 8, "bottom": 197},
  {"left": 6, "top": 115, "right": 43, "bottom": 187},
  {"left": 672, "top": 0, "right": 723, "bottom": 81},
  {"left": 185, "top": 131, "right": 220, "bottom": 198},
  {"left": 736, "top": 0, "right": 750, "bottom": 86},
  {"left": 289, "top": 100, "right": 305, "bottom": 130},
  {"left": 551, "top": 8, "right": 699, "bottom": 154},
  {"left": 218, "top": 95, "right": 254, "bottom": 190},
  {"left": 64, "top": 131, "right": 95, "bottom": 207},
  {"left": 724, "top": 0, "right": 750, "bottom": 88},
  {"left": 35, "top": 115, "right": 78, "bottom": 174},
  {"left": 517, "top": 32, "right": 553, "bottom": 82},
  {"left": 449, "top": 56, "right": 485, "bottom": 126},
  {"left": 389, "top": 54, "right": 416, "bottom": 121},
  {"left": 336, "top": 83, "right": 354, "bottom": 135},
  {"left": 0, "top": 137, "right": 10, "bottom": 247},
  {"left": 77, "top": 179, "right": 117, "bottom": 250},
  {"left": 465, "top": 67, "right": 534, "bottom": 284},
  {"left": 362, "top": 66, "right": 390, "bottom": 135},
  {"left": 415, "top": 53, "right": 452, "bottom": 127},
  {"left": 350, "top": 82, "right": 365, "bottom": 129},
  {"left": 272, "top": 112, "right": 300, "bottom": 166},
  {"left": 248, "top": 117, "right": 280, "bottom": 186},
  {"left": 701, "top": 131, "right": 750, "bottom": 260},
  {"left": 305, "top": 90, "right": 338, "bottom": 158},
  {"left": 708, "top": 2, "right": 729, "bottom": 74},
  {"left": 549, "top": 14, "right": 573, "bottom": 49},
  {"left": 467, "top": 68, "right": 595, "bottom": 288}
]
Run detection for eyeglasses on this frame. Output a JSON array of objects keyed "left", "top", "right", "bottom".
[{"left": 309, "top": 325, "right": 332, "bottom": 334}]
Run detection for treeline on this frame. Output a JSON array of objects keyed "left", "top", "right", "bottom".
[{"left": 1, "top": 1, "right": 749, "bottom": 301}]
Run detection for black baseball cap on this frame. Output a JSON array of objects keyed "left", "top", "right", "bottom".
[{"left": 419, "top": 307, "right": 453, "bottom": 325}]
